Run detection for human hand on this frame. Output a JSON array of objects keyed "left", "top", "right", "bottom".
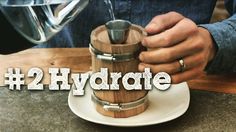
[{"left": 138, "top": 12, "right": 216, "bottom": 84}]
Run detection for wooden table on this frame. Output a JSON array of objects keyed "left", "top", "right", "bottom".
[
  {"left": 0, "top": 48, "right": 236, "bottom": 94},
  {"left": 1, "top": 48, "right": 236, "bottom": 131}
]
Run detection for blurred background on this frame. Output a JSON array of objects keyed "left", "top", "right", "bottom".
[
  {"left": 0, "top": 0, "right": 230, "bottom": 54},
  {"left": 211, "top": 0, "right": 229, "bottom": 23}
]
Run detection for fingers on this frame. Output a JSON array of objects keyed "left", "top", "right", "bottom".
[
  {"left": 145, "top": 12, "right": 185, "bottom": 34},
  {"left": 140, "top": 12, "right": 212, "bottom": 84},
  {"left": 138, "top": 54, "right": 206, "bottom": 84},
  {"left": 171, "top": 66, "right": 204, "bottom": 84},
  {"left": 138, "top": 53, "right": 204, "bottom": 75},
  {"left": 143, "top": 18, "right": 198, "bottom": 48},
  {"left": 139, "top": 36, "right": 203, "bottom": 64}
]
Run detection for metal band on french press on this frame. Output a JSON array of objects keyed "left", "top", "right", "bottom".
[
  {"left": 91, "top": 92, "right": 149, "bottom": 112},
  {"left": 89, "top": 44, "right": 138, "bottom": 62}
]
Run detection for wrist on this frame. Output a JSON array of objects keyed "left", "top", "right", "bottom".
[{"left": 198, "top": 27, "right": 217, "bottom": 61}]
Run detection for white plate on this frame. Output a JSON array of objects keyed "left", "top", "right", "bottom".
[{"left": 68, "top": 82, "right": 190, "bottom": 127}]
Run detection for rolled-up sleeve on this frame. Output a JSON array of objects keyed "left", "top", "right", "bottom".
[{"left": 199, "top": 0, "right": 236, "bottom": 73}]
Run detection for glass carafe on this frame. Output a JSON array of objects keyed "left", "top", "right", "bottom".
[{"left": 0, "top": 0, "right": 89, "bottom": 44}]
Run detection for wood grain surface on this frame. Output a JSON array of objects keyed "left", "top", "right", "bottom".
[
  {"left": 0, "top": 48, "right": 236, "bottom": 94},
  {"left": 90, "top": 25, "right": 148, "bottom": 118}
]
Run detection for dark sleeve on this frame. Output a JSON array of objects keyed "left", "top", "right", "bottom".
[{"left": 225, "top": 0, "right": 236, "bottom": 15}]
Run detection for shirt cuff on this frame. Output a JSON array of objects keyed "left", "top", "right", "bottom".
[{"left": 199, "top": 21, "right": 236, "bottom": 74}]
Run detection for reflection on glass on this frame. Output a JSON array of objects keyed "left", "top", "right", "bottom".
[{"left": 0, "top": 0, "right": 89, "bottom": 44}]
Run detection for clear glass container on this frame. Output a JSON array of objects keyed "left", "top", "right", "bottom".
[{"left": 0, "top": 0, "right": 89, "bottom": 44}]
